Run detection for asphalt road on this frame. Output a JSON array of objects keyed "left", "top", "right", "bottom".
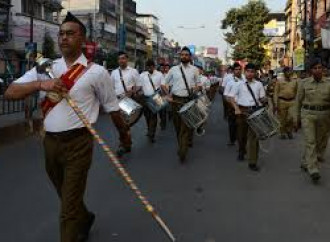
[{"left": 1, "top": 95, "right": 330, "bottom": 242}]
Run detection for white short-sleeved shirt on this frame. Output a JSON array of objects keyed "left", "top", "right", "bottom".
[
  {"left": 110, "top": 66, "right": 140, "bottom": 96},
  {"left": 221, "top": 73, "right": 233, "bottom": 87},
  {"left": 164, "top": 63, "right": 200, "bottom": 97},
  {"left": 199, "top": 75, "right": 211, "bottom": 90},
  {"left": 224, "top": 76, "right": 244, "bottom": 97},
  {"left": 228, "top": 79, "right": 266, "bottom": 107},
  {"left": 137, "top": 70, "right": 164, "bottom": 96},
  {"left": 14, "top": 54, "right": 119, "bottom": 132}
]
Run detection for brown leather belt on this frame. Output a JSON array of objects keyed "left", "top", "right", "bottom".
[
  {"left": 46, "top": 127, "right": 89, "bottom": 139},
  {"left": 302, "top": 105, "right": 330, "bottom": 111}
]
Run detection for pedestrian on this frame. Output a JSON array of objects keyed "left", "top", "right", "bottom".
[
  {"left": 228, "top": 63, "right": 266, "bottom": 171},
  {"left": 295, "top": 59, "right": 330, "bottom": 183},
  {"left": 162, "top": 46, "right": 201, "bottom": 163},
  {"left": 137, "top": 59, "right": 164, "bottom": 143},
  {"left": 219, "top": 65, "right": 232, "bottom": 119},
  {"left": 196, "top": 65, "right": 211, "bottom": 97},
  {"left": 4, "top": 12, "right": 128, "bottom": 242},
  {"left": 223, "top": 62, "right": 244, "bottom": 146},
  {"left": 110, "top": 51, "right": 140, "bottom": 156},
  {"left": 274, "top": 66, "right": 298, "bottom": 139}
]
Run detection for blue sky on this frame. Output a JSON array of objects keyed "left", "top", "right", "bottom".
[{"left": 136, "top": 0, "right": 287, "bottom": 57}]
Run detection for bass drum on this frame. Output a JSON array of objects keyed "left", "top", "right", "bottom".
[{"left": 118, "top": 97, "right": 143, "bottom": 127}]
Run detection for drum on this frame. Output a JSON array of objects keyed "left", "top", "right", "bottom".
[
  {"left": 178, "top": 100, "right": 208, "bottom": 130},
  {"left": 118, "top": 97, "right": 143, "bottom": 126},
  {"left": 246, "top": 107, "right": 279, "bottom": 140},
  {"left": 196, "top": 94, "right": 211, "bottom": 108},
  {"left": 145, "top": 92, "right": 168, "bottom": 114}
]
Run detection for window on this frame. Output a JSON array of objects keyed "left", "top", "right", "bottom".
[{"left": 44, "top": 7, "right": 53, "bottom": 22}]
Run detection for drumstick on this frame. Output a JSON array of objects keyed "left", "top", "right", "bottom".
[{"left": 62, "top": 93, "right": 176, "bottom": 242}]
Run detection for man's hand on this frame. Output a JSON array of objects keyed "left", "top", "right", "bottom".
[
  {"left": 126, "top": 90, "right": 133, "bottom": 98},
  {"left": 40, "top": 79, "right": 67, "bottom": 93},
  {"left": 234, "top": 108, "right": 242, "bottom": 115}
]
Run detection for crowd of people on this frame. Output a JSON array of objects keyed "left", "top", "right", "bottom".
[{"left": 3, "top": 12, "right": 330, "bottom": 242}]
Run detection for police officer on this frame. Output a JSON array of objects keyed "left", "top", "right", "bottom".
[
  {"left": 274, "top": 67, "right": 298, "bottom": 139},
  {"left": 295, "top": 59, "right": 330, "bottom": 183}
]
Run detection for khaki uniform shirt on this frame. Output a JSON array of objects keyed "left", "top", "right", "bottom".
[
  {"left": 274, "top": 78, "right": 298, "bottom": 107},
  {"left": 295, "top": 77, "right": 330, "bottom": 121}
]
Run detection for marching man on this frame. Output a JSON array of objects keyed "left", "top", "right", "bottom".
[
  {"left": 5, "top": 12, "right": 129, "bottom": 242},
  {"left": 228, "top": 63, "right": 266, "bottom": 171}
]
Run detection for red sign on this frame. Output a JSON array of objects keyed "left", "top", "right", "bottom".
[{"left": 84, "top": 42, "right": 97, "bottom": 61}]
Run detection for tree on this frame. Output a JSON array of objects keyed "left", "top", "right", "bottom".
[
  {"left": 42, "top": 32, "right": 56, "bottom": 59},
  {"left": 221, "top": 0, "right": 270, "bottom": 67}
]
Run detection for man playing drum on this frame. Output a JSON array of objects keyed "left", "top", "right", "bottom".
[
  {"left": 110, "top": 51, "right": 139, "bottom": 156},
  {"left": 137, "top": 59, "right": 165, "bottom": 143},
  {"left": 223, "top": 62, "right": 244, "bottom": 146},
  {"left": 4, "top": 12, "right": 128, "bottom": 242},
  {"left": 274, "top": 67, "right": 298, "bottom": 140},
  {"left": 295, "top": 59, "right": 330, "bottom": 183},
  {"left": 228, "top": 63, "right": 266, "bottom": 171},
  {"left": 162, "top": 47, "right": 201, "bottom": 163}
]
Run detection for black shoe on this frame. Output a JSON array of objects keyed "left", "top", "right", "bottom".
[
  {"left": 310, "top": 173, "right": 321, "bottom": 184},
  {"left": 188, "top": 143, "right": 193, "bottom": 148},
  {"left": 237, "top": 152, "right": 245, "bottom": 161},
  {"left": 116, "top": 147, "right": 131, "bottom": 157},
  {"left": 287, "top": 133, "right": 293, "bottom": 139},
  {"left": 248, "top": 164, "right": 260, "bottom": 172},
  {"left": 148, "top": 136, "right": 155, "bottom": 143},
  {"left": 227, "top": 142, "right": 235, "bottom": 146},
  {"left": 300, "top": 165, "right": 308, "bottom": 172},
  {"left": 78, "top": 212, "right": 95, "bottom": 242},
  {"left": 279, "top": 134, "right": 287, "bottom": 140}
]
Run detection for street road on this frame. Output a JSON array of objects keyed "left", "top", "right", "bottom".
[{"left": 1, "top": 95, "right": 330, "bottom": 242}]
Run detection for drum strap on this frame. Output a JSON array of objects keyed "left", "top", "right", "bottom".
[
  {"left": 147, "top": 73, "right": 156, "bottom": 92},
  {"left": 180, "top": 66, "right": 192, "bottom": 96},
  {"left": 119, "top": 69, "right": 128, "bottom": 93},
  {"left": 246, "top": 82, "right": 260, "bottom": 108}
]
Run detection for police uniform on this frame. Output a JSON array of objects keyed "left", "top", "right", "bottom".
[
  {"left": 164, "top": 63, "right": 200, "bottom": 161},
  {"left": 274, "top": 77, "right": 298, "bottom": 138},
  {"left": 137, "top": 70, "right": 164, "bottom": 141},
  {"left": 228, "top": 79, "right": 265, "bottom": 165},
  {"left": 15, "top": 54, "right": 120, "bottom": 242},
  {"left": 295, "top": 77, "right": 330, "bottom": 177}
]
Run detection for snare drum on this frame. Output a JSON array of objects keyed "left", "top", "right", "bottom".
[
  {"left": 178, "top": 100, "right": 208, "bottom": 129},
  {"left": 246, "top": 107, "right": 279, "bottom": 140},
  {"left": 145, "top": 92, "right": 168, "bottom": 114},
  {"left": 118, "top": 97, "right": 143, "bottom": 126}
]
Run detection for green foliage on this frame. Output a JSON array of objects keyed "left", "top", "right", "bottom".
[
  {"left": 42, "top": 32, "right": 56, "bottom": 59},
  {"left": 221, "top": 0, "right": 270, "bottom": 67}
]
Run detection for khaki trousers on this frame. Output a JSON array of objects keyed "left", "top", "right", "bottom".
[
  {"left": 278, "top": 100, "right": 294, "bottom": 135},
  {"left": 236, "top": 114, "right": 259, "bottom": 164},
  {"left": 172, "top": 96, "right": 193, "bottom": 158},
  {"left": 301, "top": 109, "right": 330, "bottom": 174},
  {"left": 44, "top": 128, "right": 93, "bottom": 242}
]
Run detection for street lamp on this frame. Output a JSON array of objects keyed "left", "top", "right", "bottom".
[{"left": 177, "top": 25, "right": 205, "bottom": 29}]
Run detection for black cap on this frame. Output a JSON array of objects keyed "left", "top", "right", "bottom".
[
  {"left": 283, "top": 66, "right": 291, "bottom": 72},
  {"left": 310, "top": 58, "right": 323, "bottom": 69},
  {"left": 146, "top": 59, "right": 155, "bottom": 67},
  {"left": 62, "top": 12, "right": 87, "bottom": 35}
]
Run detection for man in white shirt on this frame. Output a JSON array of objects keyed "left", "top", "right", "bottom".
[
  {"left": 137, "top": 59, "right": 164, "bottom": 143},
  {"left": 224, "top": 62, "right": 244, "bottom": 146},
  {"left": 196, "top": 65, "right": 211, "bottom": 93},
  {"left": 162, "top": 47, "right": 201, "bottom": 163},
  {"left": 228, "top": 63, "right": 266, "bottom": 171},
  {"left": 110, "top": 52, "right": 139, "bottom": 156},
  {"left": 159, "top": 63, "right": 171, "bottom": 129},
  {"left": 4, "top": 12, "right": 127, "bottom": 242},
  {"left": 220, "top": 66, "right": 233, "bottom": 119}
]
